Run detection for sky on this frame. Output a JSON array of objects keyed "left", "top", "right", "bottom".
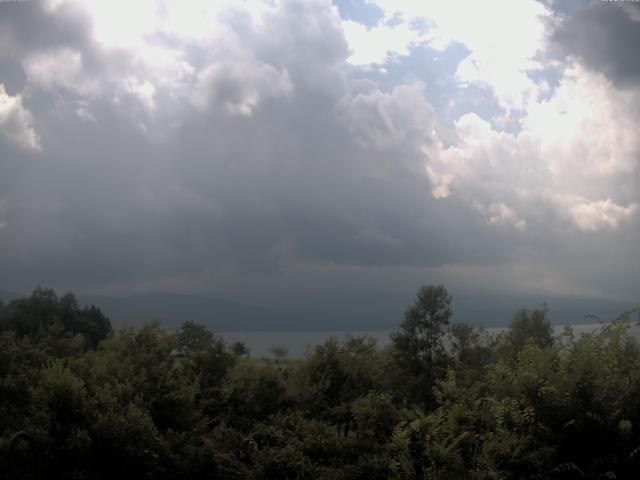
[{"left": 0, "top": 0, "right": 638, "bottom": 323}]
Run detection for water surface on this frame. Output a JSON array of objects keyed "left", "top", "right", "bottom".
[{"left": 221, "top": 323, "right": 640, "bottom": 358}]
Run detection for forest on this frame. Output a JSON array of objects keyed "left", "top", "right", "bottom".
[{"left": 1, "top": 286, "right": 640, "bottom": 479}]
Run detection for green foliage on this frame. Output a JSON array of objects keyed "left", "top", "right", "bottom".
[
  {"left": 1, "top": 287, "right": 640, "bottom": 479},
  {"left": 230, "top": 340, "right": 250, "bottom": 357},
  {"left": 176, "top": 320, "right": 215, "bottom": 354},
  {"left": 223, "top": 361, "right": 287, "bottom": 427},
  {"left": 504, "top": 305, "right": 554, "bottom": 355},
  {"left": 0, "top": 287, "right": 111, "bottom": 350},
  {"left": 390, "top": 284, "right": 452, "bottom": 406},
  {"left": 269, "top": 345, "right": 289, "bottom": 363}
]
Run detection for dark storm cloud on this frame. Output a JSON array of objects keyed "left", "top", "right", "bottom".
[
  {"left": 553, "top": 2, "right": 640, "bottom": 87},
  {"left": 0, "top": 1, "right": 90, "bottom": 54},
  {"left": 0, "top": 29, "right": 512, "bottom": 294}
]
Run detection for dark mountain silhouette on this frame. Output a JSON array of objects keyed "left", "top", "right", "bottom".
[{"left": 69, "top": 291, "right": 637, "bottom": 332}]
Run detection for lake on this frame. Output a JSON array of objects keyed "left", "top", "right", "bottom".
[{"left": 220, "top": 322, "right": 640, "bottom": 358}]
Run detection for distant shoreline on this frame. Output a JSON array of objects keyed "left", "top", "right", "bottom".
[{"left": 219, "top": 322, "right": 640, "bottom": 358}]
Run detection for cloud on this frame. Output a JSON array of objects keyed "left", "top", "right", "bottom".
[
  {"left": 473, "top": 201, "right": 527, "bottom": 231},
  {"left": 193, "top": 58, "right": 293, "bottom": 116},
  {"left": 339, "top": 81, "right": 435, "bottom": 154},
  {"left": 563, "top": 196, "right": 639, "bottom": 232},
  {"left": 428, "top": 62, "right": 640, "bottom": 232},
  {"left": 0, "top": 84, "right": 40, "bottom": 150},
  {"left": 553, "top": 2, "right": 640, "bottom": 88},
  {"left": 0, "top": 0, "right": 91, "bottom": 58},
  {"left": 0, "top": 0, "right": 638, "bottom": 307},
  {"left": 344, "top": 0, "right": 554, "bottom": 112},
  {"left": 22, "top": 48, "right": 99, "bottom": 96},
  {"left": 0, "top": 199, "right": 7, "bottom": 229},
  {"left": 0, "top": 0, "right": 467, "bottom": 289}
]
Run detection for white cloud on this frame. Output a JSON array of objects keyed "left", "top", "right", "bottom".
[
  {"left": 20, "top": 38, "right": 195, "bottom": 118},
  {"left": 428, "top": 62, "right": 640, "bottom": 232},
  {"left": 562, "top": 196, "right": 639, "bottom": 232},
  {"left": 23, "top": 0, "right": 299, "bottom": 121},
  {"left": 45, "top": 0, "right": 276, "bottom": 48},
  {"left": 523, "top": 62, "right": 640, "bottom": 177},
  {"left": 0, "top": 84, "right": 40, "bottom": 151},
  {"left": 123, "top": 79, "right": 157, "bottom": 114},
  {"left": 474, "top": 201, "right": 527, "bottom": 231}
]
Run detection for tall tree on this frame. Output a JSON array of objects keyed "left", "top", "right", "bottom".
[{"left": 391, "top": 284, "right": 452, "bottom": 406}]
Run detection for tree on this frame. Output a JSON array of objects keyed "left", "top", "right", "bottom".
[
  {"left": 174, "top": 322, "right": 235, "bottom": 419},
  {"left": 448, "top": 322, "right": 492, "bottom": 377},
  {"left": 391, "top": 284, "right": 452, "bottom": 406},
  {"left": 230, "top": 341, "right": 250, "bottom": 357},
  {"left": 0, "top": 288, "right": 111, "bottom": 350},
  {"left": 223, "top": 362, "right": 287, "bottom": 426},
  {"left": 506, "top": 305, "right": 553, "bottom": 354},
  {"left": 270, "top": 345, "right": 289, "bottom": 364},
  {"left": 176, "top": 320, "right": 214, "bottom": 354}
]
